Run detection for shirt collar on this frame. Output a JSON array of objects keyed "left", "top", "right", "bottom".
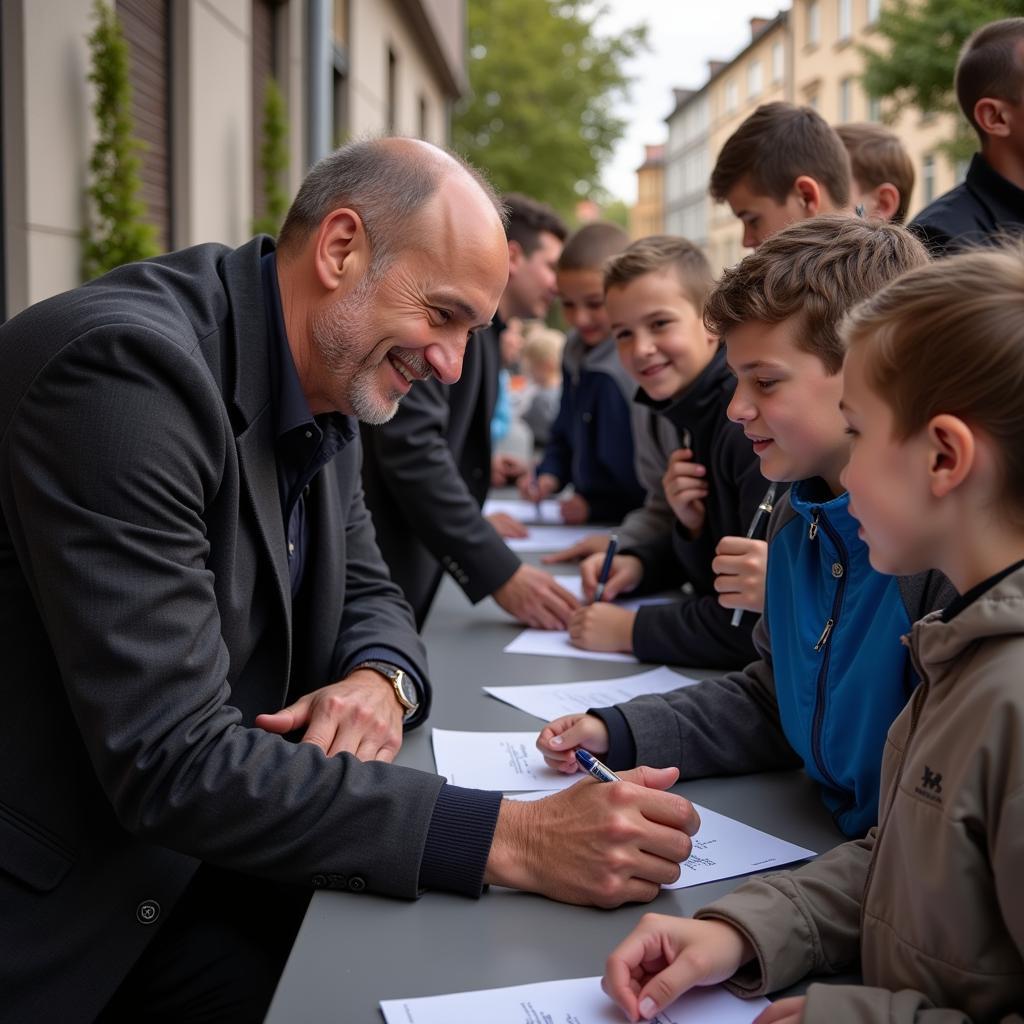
[
  {"left": 967, "top": 153, "right": 1024, "bottom": 220},
  {"left": 941, "top": 557, "right": 1024, "bottom": 623}
]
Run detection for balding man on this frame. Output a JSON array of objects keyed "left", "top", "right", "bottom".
[{"left": 0, "top": 139, "right": 698, "bottom": 1023}]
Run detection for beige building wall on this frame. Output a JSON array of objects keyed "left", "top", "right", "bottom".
[
  {"left": 2, "top": 0, "right": 95, "bottom": 313},
  {"left": 630, "top": 147, "right": 666, "bottom": 239},
  {"left": 790, "top": 0, "right": 959, "bottom": 220},
  {"left": 347, "top": 0, "right": 451, "bottom": 145},
  {"left": 706, "top": 16, "right": 791, "bottom": 274}
]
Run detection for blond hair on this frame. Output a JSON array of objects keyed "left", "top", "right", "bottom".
[
  {"left": 844, "top": 244, "right": 1024, "bottom": 515},
  {"left": 522, "top": 324, "right": 565, "bottom": 368},
  {"left": 603, "top": 235, "right": 715, "bottom": 315},
  {"left": 704, "top": 215, "right": 928, "bottom": 374}
]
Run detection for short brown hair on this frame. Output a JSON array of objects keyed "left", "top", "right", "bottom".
[
  {"left": 704, "top": 215, "right": 928, "bottom": 374},
  {"left": 503, "top": 193, "right": 568, "bottom": 255},
  {"left": 557, "top": 222, "right": 629, "bottom": 273},
  {"left": 955, "top": 18, "right": 1024, "bottom": 142},
  {"left": 709, "top": 102, "right": 851, "bottom": 207},
  {"left": 845, "top": 245, "right": 1024, "bottom": 520},
  {"left": 835, "top": 123, "right": 915, "bottom": 224},
  {"left": 603, "top": 235, "right": 715, "bottom": 313}
]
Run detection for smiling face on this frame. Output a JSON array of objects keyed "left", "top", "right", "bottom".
[
  {"left": 606, "top": 269, "right": 718, "bottom": 402},
  {"left": 307, "top": 175, "right": 508, "bottom": 423},
  {"left": 726, "top": 317, "right": 849, "bottom": 493},
  {"left": 557, "top": 268, "right": 610, "bottom": 346},
  {"left": 839, "top": 344, "right": 936, "bottom": 575}
]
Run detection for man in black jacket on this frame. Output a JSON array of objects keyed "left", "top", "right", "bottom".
[
  {"left": 910, "top": 18, "right": 1024, "bottom": 254},
  {"left": 0, "top": 139, "right": 698, "bottom": 1023},
  {"left": 361, "top": 194, "right": 581, "bottom": 629}
]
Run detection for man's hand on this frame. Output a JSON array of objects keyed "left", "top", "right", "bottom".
[
  {"left": 541, "top": 533, "right": 610, "bottom": 564},
  {"left": 568, "top": 603, "right": 635, "bottom": 653},
  {"left": 536, "top": 713, "right": 610, "bottom": 772},
  {"left": 484, "top": 766, "right": 700, "bottom": 907},
  {"left": 254, "top": 669, "right": 405, "bottom": 762},
  {"left": 493, "top": 564, "right": 579, "bottom": 629},
  {"left": 518, "top": 472, "right": 559, "bottom": 502},
  {"left": 580, "top": 552, "right": 643, "bottom": 602},
  {"left": 486, "top": 511, "right": 529, "bottom": 539},
  {"left": 491, "top": 452, "right": 528, "bottom": 488},
  {"left": 712, "top": 536, "right": 768, "bottom": 613},
  {"left": 559, "top": 493, "right": 590, "bottom": 525},
  {"left": 602, "top": 913, "right": 755, "bottom": 1022},
  {"left": 662, "top": 449, "right": 708, "bottom": 535}
]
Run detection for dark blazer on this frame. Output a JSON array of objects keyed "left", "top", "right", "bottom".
[
  {"left": 361, "top": 321, "right": 521, "bottom": 627},
  {"left": 0, "top": 238, "right": 440, "bottom": 1023}
]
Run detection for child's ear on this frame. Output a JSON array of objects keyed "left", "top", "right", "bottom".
[
  {"left": 868, "top": 183, "right": 901, "bottom": 221},
  {"left": 927, "top": 414, "right": 975, "bottom": 498},
  {"left": 793, "top": 175, "right": 823, "bottom": 216}
]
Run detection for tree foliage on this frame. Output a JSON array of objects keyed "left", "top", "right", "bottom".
[
  {"left": 454, "top": 0, "right": 646, "bottom": 214},
  {"left": 82, "top": 0, "right": 158, "bottom": 280},
  {"left": 253, "top": 77, "right": 291, "bottom": 237},
  {"left": 861, "top": 0, "right": 1024, "bottom": 159}
]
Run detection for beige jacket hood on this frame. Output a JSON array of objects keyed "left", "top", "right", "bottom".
[{"left": 699, "top": 564, "right": 1024, "bottom": 1023}]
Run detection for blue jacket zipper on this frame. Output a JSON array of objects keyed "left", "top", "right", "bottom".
[{"left": 808, "top": 507, "right": 851, "bottom": 805}]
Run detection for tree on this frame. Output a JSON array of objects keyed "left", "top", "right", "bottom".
[
  {"left": 861, "top": 0, "right": 1024, "bottom": 160},
  {"left": 253, "top": 77, "right": 291, "bottom": 237},
  {"left": 82, "top": 0, "right": 158, "bottom": 280},
  {"left": 454, "top": 0, "right": 646, "bottom": 214}
]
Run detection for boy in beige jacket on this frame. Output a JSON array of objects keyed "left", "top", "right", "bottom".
[{"left": 601, "top": 248, "right": 1024, "bottom": 1023}]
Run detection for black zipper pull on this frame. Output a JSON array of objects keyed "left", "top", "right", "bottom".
[
  {"left": 808, "top": 509, "right": 820, "bottom": 540},
  {"left": 814, "top": 617, "right": 834, "bottom": 652}
]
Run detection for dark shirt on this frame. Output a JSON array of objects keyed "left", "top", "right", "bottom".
[{"left": 909, "top": 153, "right": 1024, "bottom": 257}]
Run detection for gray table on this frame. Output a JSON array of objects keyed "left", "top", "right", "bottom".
[{"left": 267, "top": 558, "right": 846, "bottom": 1022}]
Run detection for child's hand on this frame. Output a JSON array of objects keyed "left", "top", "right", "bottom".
[
  {"left": 712, "top": 536, "right": 768, "bottom": 614},
  {"left": 568, "top": 604, "right": 635, "bottom": 653},
  {"left": 518, "top": 472, "right": 559, "bottom": 502},
  {"left": 541, "top": 533, "right": 610, "bottom": 564},
  {"left": 662, "top": 448, "right": 708, "bottom": 535},
  {"left": 602, "top": 913, "right": 755, "bottom": 1022},
  {"left": 536, "top": 713, "right": 610, "bottom": 772},
  {"left": 754, "top": 997, "right": 807, "bottom": 1024},
  {"left": 580, "top": 553, "right": 643, "bottom": 602},
  {"left": 559, "top": 493, "right": 590, "bottom": 524}
]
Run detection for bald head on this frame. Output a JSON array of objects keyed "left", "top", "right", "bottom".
[{"left": 276, "top": 137, "right": 505, "bottom": 270}]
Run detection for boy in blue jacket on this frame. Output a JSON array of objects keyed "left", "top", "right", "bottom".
[
  {"left": 537, "top": 217, "right": 954, "bottom": 837},
  {"left": 520, "top": 223, "right": 645, "bottom": 524}
]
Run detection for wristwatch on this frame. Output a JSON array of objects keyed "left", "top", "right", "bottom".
[{"left": 354, "top": 660, "right": 419, "bottom": 720}]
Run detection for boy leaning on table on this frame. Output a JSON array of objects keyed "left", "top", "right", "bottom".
[{"left": 537, "top": 217, "right": 954, "bottom": 840}]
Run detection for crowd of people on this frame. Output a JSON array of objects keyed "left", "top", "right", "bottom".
[{"left": 1, "top": 14, "right": 1023, "bottom": 1024}]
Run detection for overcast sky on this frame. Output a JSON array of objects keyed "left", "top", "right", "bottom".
[{"left": 596, "top": 1, "right": 789, "bottom": 201}]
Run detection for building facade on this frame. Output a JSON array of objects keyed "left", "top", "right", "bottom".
[
  {"left": 664, "top": 87, "right": 710, "bottom": 249},
  {"left": 0, "top": 0, "right": 465, "bottom": 318},
  {"left": 629, "top": 143, "right": 665, "bottom": 239}
]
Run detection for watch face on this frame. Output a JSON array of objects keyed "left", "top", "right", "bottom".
[{"left": 397, "top": 675, "right": 417, "bottom": 707}]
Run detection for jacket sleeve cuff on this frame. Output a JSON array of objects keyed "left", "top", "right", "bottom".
[
  {"left": 419, "top": 784, "right": 502, "bottom": 896},
  {"left": 588, "top": 706, "right": 637, "bottom": 771}
]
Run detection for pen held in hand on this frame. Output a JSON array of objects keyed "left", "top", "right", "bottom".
[
  {"left": 730, "top": 482, "right": 778, "bottom": 628},
  {"left": 591, "top": 533, "right": 619, "bottom": 604},
  {"left": 575, "top": 748, "right": 621, "bottom": 782}
]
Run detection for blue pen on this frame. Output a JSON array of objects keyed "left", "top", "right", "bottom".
[
  {"left": 575, "top": 748, "right": 621, "bottom": 782},
  {"left": 592, "top": 533, "right": 619, "bottom": 604}
]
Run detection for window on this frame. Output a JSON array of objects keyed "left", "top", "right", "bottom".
[
  {"left": 867, "top": 0, "right": 881, "bottom": 24},
  {"left": 418, "top": 94, "right": 429, "bottom": 140},
  {"left": 839, "top": 77, "right": 853, "bottom": 122},
  {"left": 806, "top": 90, "right": 820, "bottom": 111},
  {"left": 838, "top": 0, "right": 852, "bottom": 40},
  {"left": 868, "top": 94, "right": 882, "bottom": 122},
  {"left": 386, "top": 47, "right": 397, "bottom": 133},
  {"left": 725, "top": 79, "right": 738, "bottom": 113},
  {"left": 772, "top": 41, "right": 784, "bottom": 83},
  {"left": 747, "top": 60, "right": 762, "bottom": 99},
  {"left": 807, "top": 0, "right": 820, "bottom": 46},
  {"left": 922, "top": 154, "right": 936, "bottom": 205}
]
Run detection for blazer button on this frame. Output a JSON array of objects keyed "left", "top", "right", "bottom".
[
  {"left": 348, "top": 876, "right": 366, "bottom": 892},
  {"left": 311, "top": 874, "right": 328, "bottom": 889},
  {"left": 136, "top": 899, "right": 161, "bottom": 925}
]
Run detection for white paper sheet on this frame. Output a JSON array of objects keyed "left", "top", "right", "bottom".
[
  {"left": 482, "top": 497, "right": 564, "bottom": 524},
  {"left": 484, "top": 665, "right": 698, "bottom": 721},
  {"left": 505, "top": 525, "right": 598, "bottom": 552},
  {"left": 431, "top": 729, "right": 582, "bottom": 791},
  {"left": 381, "top": 974, "right": 770, "bottom": 1024},
  {"left": 503, "top": 629, "right": 639, "bottom": 663}
]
